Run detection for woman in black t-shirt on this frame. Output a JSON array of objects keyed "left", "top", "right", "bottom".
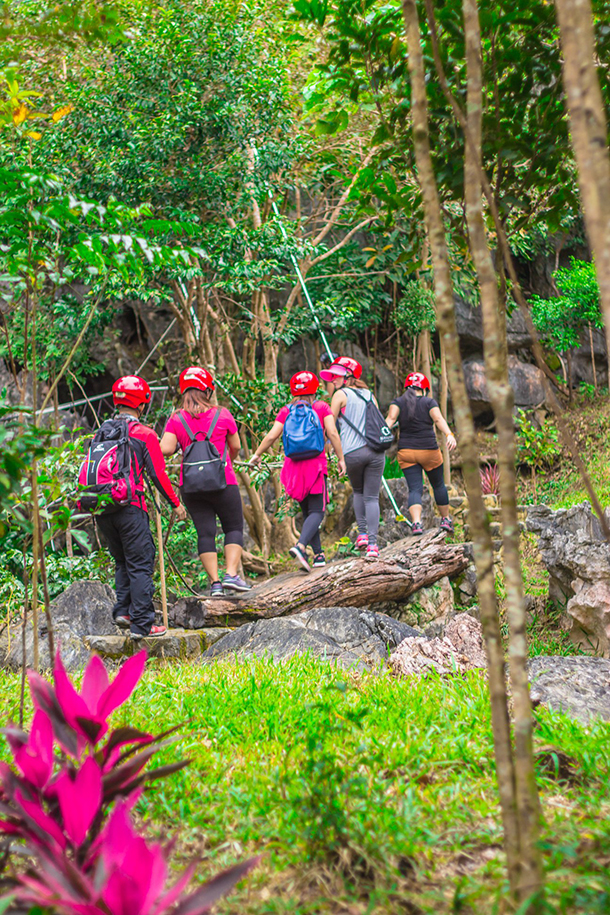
[{"left": 385, "top": 372, "right": 457, "bottom": 535}]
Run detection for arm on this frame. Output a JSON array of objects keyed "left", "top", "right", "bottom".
[
  {"left": 140, "top": 431, "right": 184, "bottom": 510},
  {"left": 430, "top": 406, "right": 457, "bottom": 451},
  {"left": 330, "top": 390, "right": 347, "bottom": 423},
  {"left": 323, "top": 414, "right": 346, "bottom": 475},
  {"left": 160, "top": 431, "right": 178, "bottom": 457},
  {"left": 385, "top": 404, "right": 400, "bottom": 428},
  {"left": 227, "top": 431, "right": 240, "bottom": 461},
  {"left": 250, "top": 421, "right": 284, "bottom": 466}
]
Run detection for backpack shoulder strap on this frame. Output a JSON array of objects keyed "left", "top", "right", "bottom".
[
  {"left": 176, "top": 411, "right": 197, "bottom": 443},
  {"left": 204, "top": 408, "right": 223, "bottom": 441}
]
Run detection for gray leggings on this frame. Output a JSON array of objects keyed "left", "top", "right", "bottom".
[{"left": 344, "top": 445, "right": 385, "bottom": 546}]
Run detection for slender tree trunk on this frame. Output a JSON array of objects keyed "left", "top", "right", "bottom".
[
  {"left": 567, "top": 349, "right": 573, "bottom": 402},
  {"left": 402, "top": 0, "right": 523, "bottom": 895},
  {"left": 440, "top": 337, "right": 451, "bottom": 486},
  {"left": 462, "top": 0, "right": 542, "bottom": 901},
  {"left": 554, "top": 0, "right": 610, "bottom": 360},
  {"left": 589, "top": 324, "right": 598, "bottom": 391}
]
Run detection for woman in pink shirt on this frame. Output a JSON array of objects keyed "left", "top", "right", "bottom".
[
  {"left": 250, "top": 371, "right": 345, "bottom": 572},
  {"left": 160, "top": 366, "right": 249, "bottom": 598}
]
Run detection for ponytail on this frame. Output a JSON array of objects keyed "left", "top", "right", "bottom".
[{"left": 400, "top": 388, "right": 419, "bottom": 423}]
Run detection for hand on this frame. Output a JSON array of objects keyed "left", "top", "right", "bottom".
[
  {"left": 446, "top": 432, "right": 457, "bottom": 452},
  {"left": 173, "top": 504, "right": 187, "bottom": 521},
  {"left": 249, "top": 453, "right": 262, "bottom": 468},
  {"left": 337, "top": 458, "right": 347, "bottom": 476}
]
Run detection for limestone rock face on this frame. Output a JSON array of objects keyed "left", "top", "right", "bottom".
[
  {"left": 464, "top": 356, "right": 545, "bottom": 417},
  {"left": 527, "top": 502, "right": 610, "bottom": 655},
  {"left": 389, "top": 613, "right": 486, "bottom": 677},
  {"left": 1, "top": 580, "right": 116, "bottom": 671},
  {"left": 527, "top": 656, "right": 610, "bottom": 722},
  {"left": 392, "top": 576, "right": 455, "bottom": 628},
  {"left": 200, "top": 606, "right": 421, "bottom": 669}
]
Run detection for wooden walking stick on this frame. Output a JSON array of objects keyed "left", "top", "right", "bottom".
[{"left": 154, "top": 502, "right": 168, "bottom": 630}]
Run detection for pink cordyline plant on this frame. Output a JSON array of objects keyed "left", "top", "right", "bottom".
[
  {"left": 480, "top": 462, "right": 500, "bottom": 496},
  {"left": 0, "top": 650, "right": 259, "bottom": 913}
]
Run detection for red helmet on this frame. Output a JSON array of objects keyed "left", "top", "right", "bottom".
[
  {"left": 404, "top": 371, "right": 431, "bottom": 390},
  {"left": 290, "top": 371, "right": 319, "bottom": 396},
  {"left": 179, "top": 366, "right": 215, "bottom": 393},
  {"left": 112, "top": 375, "right": 151, "bottom": 409},
  {"left": 333, "top": 356, "right": 362, "bottom": 379}
]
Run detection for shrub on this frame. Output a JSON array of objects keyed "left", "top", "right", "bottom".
[
  {"left": 480, "top": 462, "right": 500, "bottom": 496},
  {"left": 0, "top": 650, "right": 258, "bottom": 913}
]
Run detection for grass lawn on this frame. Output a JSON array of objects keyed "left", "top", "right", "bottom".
[{"left": 2, "top": 658, "right": 610, "bottom": 914}]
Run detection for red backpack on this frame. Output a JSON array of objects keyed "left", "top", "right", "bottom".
[{"left": 77, "top": 417, "right": 138, "bottom": 513}]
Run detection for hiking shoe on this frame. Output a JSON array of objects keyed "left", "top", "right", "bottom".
[
  {"left": 114, "top": 614, "right": 131, "bottom": 629},
  {"left": 132, "top": 625, "right": 167, "bottom": 640},
  {"left": 289, "top": 544, "right": 311, "bottom": 572},
  {"left": 411, "top": 521, "right": 424, "bottom": 536},
  {"left": 365, "top": 544, "right": 379, "bottom": 561},
  {"left": 355, "top": 533, "right": 369, "bottom": 551},
  {"left": 222, "top": 574, "right": 251, "bottom": 592},
  {"left": 440, "top": 516, "right": 454, "bottom": 534},
  {"left": 312, "top": 552, "right": 326, "bottom": 567},
  {"left": 210, "top": 581, "right": 225, "bottom": 598}
]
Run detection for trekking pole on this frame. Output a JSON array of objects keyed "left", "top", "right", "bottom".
[
  {"left": 154, "top": 502, "right": 169, "bottom": 629},
  {"left": 382, "top": 477, "right": 412, "bottom": 527}
]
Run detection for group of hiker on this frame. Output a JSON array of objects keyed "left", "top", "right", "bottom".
[{"left": 80, "top": 357, "right": 457, "bottom": 639}]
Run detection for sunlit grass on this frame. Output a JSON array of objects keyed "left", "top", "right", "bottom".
[{"left": 2, "top": 658, "right": 609, "bottom": 913}]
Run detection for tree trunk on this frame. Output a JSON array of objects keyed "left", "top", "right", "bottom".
[
  {"left": 462, "top": 0, "right": 542, "bottom": 899},
  {"left": 440, "top": 337, "right": 451, "bottom": 487},
  {"left": 169, "top": 533, "right": 468, "bottom": 628},
  {"left": 589, "top": 324, "right": 598, "bottom": 391},
  {"left": 402, "top": 0, "right": 523, "bottom": 897},
  {"left": 554, "top": 0, "right": 610, "bottom": 361}
]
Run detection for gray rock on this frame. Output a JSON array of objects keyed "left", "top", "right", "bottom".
[
  {"left": 464, "top": 356, "right": 545, "bottom": 417},
  {"left": 200, "top": 606, "right": 421, "bottom": 669},
  {"left": 455, "top": 296, "right": 532, "bottom": 355},
  {"left": 528, "top": 656, "right": 610, "bottom": 722},
  {"left": 1, "top": 580, "right": 117, "bottom": 671},
  {"left": 527, "top": 502, "right": 610, "bottom": 654},
  {"left": 86, "top": 629, "right": 209, "bottom": 660},
  {"left": 394, "top": 576, "right": 455, "bottom": 628}
]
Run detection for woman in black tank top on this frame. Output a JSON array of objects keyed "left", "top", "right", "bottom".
[{"left": 385, "top": 372, "right": 457, "bottom": 536}]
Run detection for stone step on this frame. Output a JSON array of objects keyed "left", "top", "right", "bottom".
[
  {"left": 86, "top": 627, "right": 232, "bottom": 660},
  {"left": 462, "top": 540, "right": 504, "bottom": 561}
]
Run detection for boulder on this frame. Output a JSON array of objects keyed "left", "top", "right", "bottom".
[
  {"left": 389, "top": 613, "right": 486, "bottom": 677},
  {"left": 200, "top": 606, "right": 422, "bottom": 669},
  {"left": 464, "top": 356, "right": 545, "bottom": 418},
  {"left": 392, "top": 576, "right": 455, "bottom": 628},
  {"left": 86, "top": 628, "right": 232, "bottom": 661},
  {"left": 528, "top": 656, "right": 610, "bottom": 722},
  {"left": 455, "top": 296, "right": 532, "bottom": 356},
  {"left": 1, "top": 580, "right": 116, "bottom": 671},
  {"left": 527, "top": 502, "right": 610, "bottom": 655},
  {"left": 377, "top": 477, "right": 435, "bottom": 546}
]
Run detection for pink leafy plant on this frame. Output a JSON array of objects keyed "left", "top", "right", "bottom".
[
  {"left": 480, "top": 462, "right": 500, "bottom": 496},
  {"left": 0, "top": 650, "right": 259, "bottom": 913}
]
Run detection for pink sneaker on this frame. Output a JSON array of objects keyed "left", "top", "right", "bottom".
[
  {"left": 365, "top": 544, "right": 379, "bottom": 561},
  {"left": 355, "top": 534, "right": 369, "bottom": 551}
]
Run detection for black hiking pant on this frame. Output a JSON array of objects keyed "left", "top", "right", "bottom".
[{"left": 97, "top": 505, "right": 156, "bottom": 636}]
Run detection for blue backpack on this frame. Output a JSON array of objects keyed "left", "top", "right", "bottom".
[{"left": 282, "top": 402, "right": 325, "bottom": 461}]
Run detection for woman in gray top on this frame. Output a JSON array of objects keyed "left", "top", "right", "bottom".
[{"left": 321, "top": 356, "right": 384, "bottom": 561}]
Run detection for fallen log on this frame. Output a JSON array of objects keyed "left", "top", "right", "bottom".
[{"left": 168, "top": 531, "right": 469, "bottom": 629}]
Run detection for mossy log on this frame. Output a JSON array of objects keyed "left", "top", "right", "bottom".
[{"left": 168, "top": 532, "right": 468, "bottom": 629}]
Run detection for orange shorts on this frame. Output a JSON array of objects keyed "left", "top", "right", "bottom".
[{"left": 397, "top": 448, "right": 443, "bottom": 472}]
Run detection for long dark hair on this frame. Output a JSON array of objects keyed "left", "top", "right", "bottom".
[{"left": 400, "top": 386, "right": 426, "bottom": 422}]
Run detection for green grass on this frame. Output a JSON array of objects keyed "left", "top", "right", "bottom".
[{"left": 3, "top": 659, "right": 610, "bottom": 913}]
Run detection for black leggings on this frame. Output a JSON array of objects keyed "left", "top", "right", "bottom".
[
  {"left": 402, "top": 463, "right": 449, "bottom": 508},
  {"left": 298, "top": 491, "right": 324, "bottom": 555},
  {"left": 181, "top": 484, "right": 244, "bottom": 554}
]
